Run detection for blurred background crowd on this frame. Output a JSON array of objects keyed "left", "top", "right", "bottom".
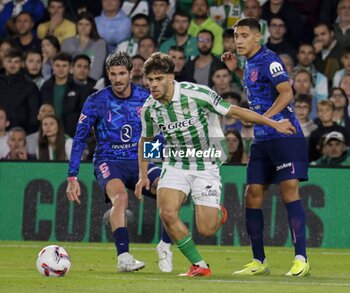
[{"left": 0, "top": 0, "right": 349, "bottom": 166}]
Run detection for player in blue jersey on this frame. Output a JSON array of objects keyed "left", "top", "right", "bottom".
[
  {"left": 66, "top": 51, "right": 173, "bottom": 273},
  {"left": 222, "top": 18, "right": 310, "bottom": 277}
]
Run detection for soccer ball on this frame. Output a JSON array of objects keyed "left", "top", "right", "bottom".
[{"left": 36, "top": 245, "right": 71, "bottom": 277}]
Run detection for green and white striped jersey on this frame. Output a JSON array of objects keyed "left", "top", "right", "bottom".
[{"left": 141, "top": 81, "right": 231, "bottom": 170}]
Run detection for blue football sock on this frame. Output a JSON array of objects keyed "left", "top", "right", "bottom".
[
  {"left": 246, "top": 208, "right": 265, "bottom": 263},
  {"left": 113, "top": 227, "right": 129, "bottom": 255},
  {"left": 286, "top": 200, "right": 307, "bottom": 260},
  {"left": 161, "top": 224, "right": 172, "bottom": 244}
]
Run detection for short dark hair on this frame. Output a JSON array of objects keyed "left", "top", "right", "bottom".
[
  {"left": 53, "top": 51, "right": 72, "bottom": 63},
  {"left": 105, "top": 51, "right": 133, "bottom": 72},
  {"left": 138, "top": 36, "right": 157, "bottom": 48},
  {"left": 294, "top": 94, "right": 312, "bottom": 110},
  {"left": 222, "top": 91, "right": 242, "bottom": 104},
  {"left": 298, "top": 43, "right": 315, "bottom": 54},
  {"left": 172, "top": 10, "right": 190, "bottom": 23},
  {"left": 153, "top": 0, "right": 169, "bottom": 3},
  {"left": 24, "top": 49, "right": 43, "bottom": 61},
  {"left": 212, "top": 63, "right": 230, "bottom": 74},
  {"left": 169, "top": 45, "right": 185, "bottom": 54},
  {"left": 132, "top": 54, "right": 146, "bottom": 62},
  {"left": 48, "top": 0, "right": 66, "bottom": 7},
  {"left": 234, "top": 17, "right": 261, "bottom": 32},
  {"left": 341, "top": 46, "right": 350, "bottom": 57},
  {"left": 268, "top": 15, "right": 286, "bottom": 26},
  {"left": 144, "top": 52, "right": 174, "bottom": 75},
  {"left": 4, "top": 48, "right": 22, "bottom": 60},
  {"left": 223, "top": 28, "right": 234, "bottom": 39},
  {"left": 131, "top": 13, "right": 150, "bottom": 25},
  {"left": 72, "top": 54, "right": 91, "bottom": 66},
  {"left": 314, "top": 22, "right": 333, "bottom": 32},
  {"left": 15, "top": 11, "right": 33, "bottom": 22},
  {"left": 192, "top": 0, "right": 209, "bottom": 8}
]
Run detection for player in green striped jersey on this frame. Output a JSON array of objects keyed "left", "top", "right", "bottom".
[{"left": 135, "top": 52, "right": 295, "bottom": 276}]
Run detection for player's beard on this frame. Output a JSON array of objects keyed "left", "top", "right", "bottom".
[
  {"left": 198, "top": 46, "right": 212, "bottom": 56},
  {"left": 193, "top": 13, "right": 207, "bottom": 20},
  {"left": 113, "top": 81, "right": 130, "bottom": 97},
  {"left": 176, "top": 29, "right": 188, "bottom": 37}
]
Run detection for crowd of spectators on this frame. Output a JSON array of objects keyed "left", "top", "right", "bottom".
[{"left": 0, "top": 0, "right": 349, "bottom": 166}]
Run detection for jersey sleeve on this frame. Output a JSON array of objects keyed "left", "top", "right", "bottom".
[
  {"left": 262, "top": 53, "right": 289, "bottom": 87},
  {"left": 201, "top": 88, "right": 231, "bottom": 116},
  {"left": 140, "top": 105, "right": 159, "bottom": 138},
  {"left": 68, "top": 95, "right": 98, "bottom": 176}
]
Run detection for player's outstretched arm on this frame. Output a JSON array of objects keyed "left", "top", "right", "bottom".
[
  {"left": 263, "top": 81, "right": 294, "bottom": 118},
  {"left": 66, "top": 178, "right": 81, "bottom": 205},
  {"left": 227, "top": 105, "right": 296, "bottom": 135},
  {"left": 135, "top": 136, "right": 153, "bottom": 200}
]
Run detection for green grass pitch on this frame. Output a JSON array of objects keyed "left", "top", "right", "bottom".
[{"left": 1, "top": 241, "right": 350, "bottom": 293}]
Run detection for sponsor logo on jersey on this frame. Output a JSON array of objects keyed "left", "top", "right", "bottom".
[
  {"left": 120, "top": 124, "right": 132, "bottom": 142},
  {"left": 269, "top": 62, "right": 285, "bottom": 78},
  {"left": 111, "top": 142, "right": 137, "bottom": 149},
  {"left": 159, "top": 117, "right": 196, "bottom": 132},
  {"left": 250, "top": 69, "right": 258, "bottom": 82}
]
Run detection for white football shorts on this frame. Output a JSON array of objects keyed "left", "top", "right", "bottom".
[{"left": 157, "top": 165, "right": 221, "bottom": 208}]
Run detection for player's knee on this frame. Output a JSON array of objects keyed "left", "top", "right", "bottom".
[
  {"left": 109, "top": 192, "right": 128, "bottom": 210},
  {"left": 244, "top": 187, "right": 263, "bottom": 208},
  {"left": 158, "top": 208, "right": 178, "bottom": 225},
  {"left": 280, "top": 186, "right": 299, "bottom": 202}
]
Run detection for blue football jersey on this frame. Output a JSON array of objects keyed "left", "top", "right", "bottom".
[
  {"left": 243, "top": 46, "right": 303, "bottom": 140},
  {"left": 68, "top": 84, "right": 150, "bottom": 176}
]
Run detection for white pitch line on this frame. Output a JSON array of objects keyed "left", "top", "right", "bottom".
[
  {"left": 1, "top": 274, "right": 349, "bottom": 287},
  {"left": 73, "top": 276, "right": 350, "bottom": 287},
  {"left": 1, "top": 243, "right": 350, "bottom": 255}
]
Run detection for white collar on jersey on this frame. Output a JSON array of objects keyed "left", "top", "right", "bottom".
[{"left": 154, "top": 80, "right": 180, "bottom": 108}]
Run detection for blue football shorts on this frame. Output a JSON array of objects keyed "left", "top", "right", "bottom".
[
  {"left": 247, "top": 137, "right": 308, "bottom": 185},
  {"left": 94, "top": 159, "right": 161, "bottom": 200}
]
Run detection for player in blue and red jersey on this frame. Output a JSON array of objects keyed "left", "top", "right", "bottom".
[
  {"left": 66, "top": 51, "right": 173, "bottom": 273},
  {"left": 222, "top": 17, "right": 310, "bottom": 277}
]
